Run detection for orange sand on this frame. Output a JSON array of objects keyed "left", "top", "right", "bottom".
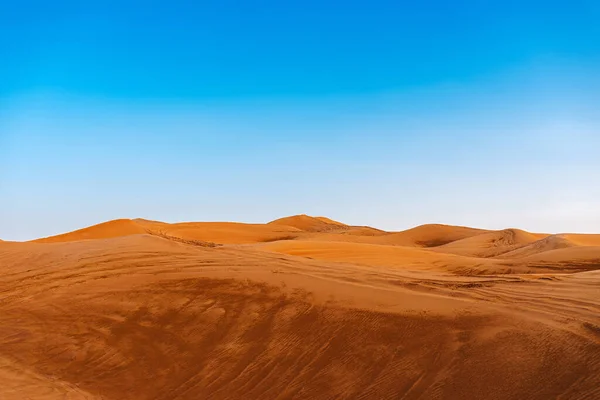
[{"left": 1, "top": 214, "right": 599, "bottom": 399}]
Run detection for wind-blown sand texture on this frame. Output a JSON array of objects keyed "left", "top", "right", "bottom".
[{"left": 1, "top": 215, "right": 599, "bottom": 399}]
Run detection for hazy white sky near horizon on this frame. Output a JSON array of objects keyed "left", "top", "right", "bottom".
[
  {"left": 1, "top": 1, "right": 599, "bottom": 240},
  {"left": 2, "top": 60, "right": 599, "bottom": 241}
]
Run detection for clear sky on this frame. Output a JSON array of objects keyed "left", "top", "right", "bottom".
[{"left": 1, "top": 1, "right": 599, "bottom": 240}]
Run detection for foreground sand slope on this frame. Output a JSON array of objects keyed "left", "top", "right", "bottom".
[{"left": 1, "top": 232, "right": 600, "bottom": 399}]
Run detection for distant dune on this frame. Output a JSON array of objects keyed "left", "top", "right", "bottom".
[
  {"left": 370, "top": 224, "right": 488, "bottom": 247},
  {"left": 24, "top": 216, "right": 600, "bottom": 274},
  {"left": 563, "top": 234, "right": 600, "bottom": 246},
  {"left": 34, "top": 218, "right": 148, "bottom": 243},
  {"left": 499, "top": 234, "right": 577, "bottom": 258},
  {"left": 2, "top": 215, "right": 599, "bottom": 399},
  {"left": 341, "top": 226, "right": 387, "bottom": 236},
  {"left": 256, "top": 239, "right": 496, "bottom": 274},
  {"left": 314, "top": 216, "right": 348, "bottom": 226},
  {"left": 432, "top": 228, "right": 545, "bottom": 258},
  {"left": 520, "top": 245, "right": 600, "bottom": 265},
  {"left": 268, "top": 214, "right": 348, "bottom": 232},
  {"left": 141, "top": 220, "right": 302, "bottom": 244}
]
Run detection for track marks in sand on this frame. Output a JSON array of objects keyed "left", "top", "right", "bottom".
[{"left": 2, "top": 275, "right": 599, "bottom": 400}]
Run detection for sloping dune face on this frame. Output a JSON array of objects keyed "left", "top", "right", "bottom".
[
  {"left": 314, "top": 216, "right": 347, "bottom": 226},
  {"left": 564, "top": 234, "right": 600, "bottom": 246},
  {"left": 499, "top": 234, "right": 578, "bottom": 258},
  {"left": 32, "top": 219, "right": 302, "bottom": 246},
  {"left": 2, "top": 216, "right": 600, "bottom": 399},
  {"left": 34, "top": 219, "right": 149, "bottom": 243},
  {"left": 372, "top": 224, "right": 488, "bottom": 247},
  {"left": 142, "top": 221, "right": 302, "bottom": 244}
]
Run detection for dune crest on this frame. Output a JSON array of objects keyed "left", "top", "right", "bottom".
[
  {"left": 33, "top": 219, "right": 148, "bottom": 243},
  {"left": 268, "top": 214, "right": 349, "bottom": 232}
]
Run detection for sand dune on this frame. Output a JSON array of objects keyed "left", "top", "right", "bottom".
[
  {"left": 341, "top": 226, "right": 387, "bottom": 236},
  {"left": 268, "top": 214, "right": 348, "bottom": 232},
  {"left": 563, "top": 234, "right": 600, "bottom": 246},
  {"left": 143, "top": 221, "right": 301, "bottom": 244},
  {"left": 255, "top": 239, "right": 495, "bottom": 274},
  {"left": 371, "top": 224, "right": 489, "bottom": 247},
  {"left": 33, "top": 219, "right": 302, "bottom": 245},
  {"left": 283, "top": 223, "right": 487, "bottom": 248},
  {"left": 314, "top": 216, "right": 348, "bottom": 226},
  {"left": 499, "top": 234, "right": 578, "bottom": 258},
  {"left": 521, "top": 245, "right": 600, "bottom": 265},
  {"left": 433, "top": 228, "right": 546, "bottom": 258},
  {"left": 34, "top": 219, "right": 149, "bottom": 243},
  {"left": 1, "top": 216, "right": 600, "bottom": 399}
]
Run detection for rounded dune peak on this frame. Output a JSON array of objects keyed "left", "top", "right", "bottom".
[
  {"left": 33, "top": 218, "right": 149, "bottom": 243},
  {"left": 268, "top": 214, "right": 348, "bottom": 232}
]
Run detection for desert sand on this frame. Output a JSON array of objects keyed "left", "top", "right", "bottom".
[{"left": 1, "top": 214, "right": 599, "bottom": 399}]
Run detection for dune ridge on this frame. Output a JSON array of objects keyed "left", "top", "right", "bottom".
[
  {"left": 34, "top": 219, "right": 149, "bottom": 243},
  {"left": 25, "top": 216, "right": 600, "bottom": 272}
]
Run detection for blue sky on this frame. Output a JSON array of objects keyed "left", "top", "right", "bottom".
[{"left": 1, "top": 1, "right": 599, "bottom": 240}]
